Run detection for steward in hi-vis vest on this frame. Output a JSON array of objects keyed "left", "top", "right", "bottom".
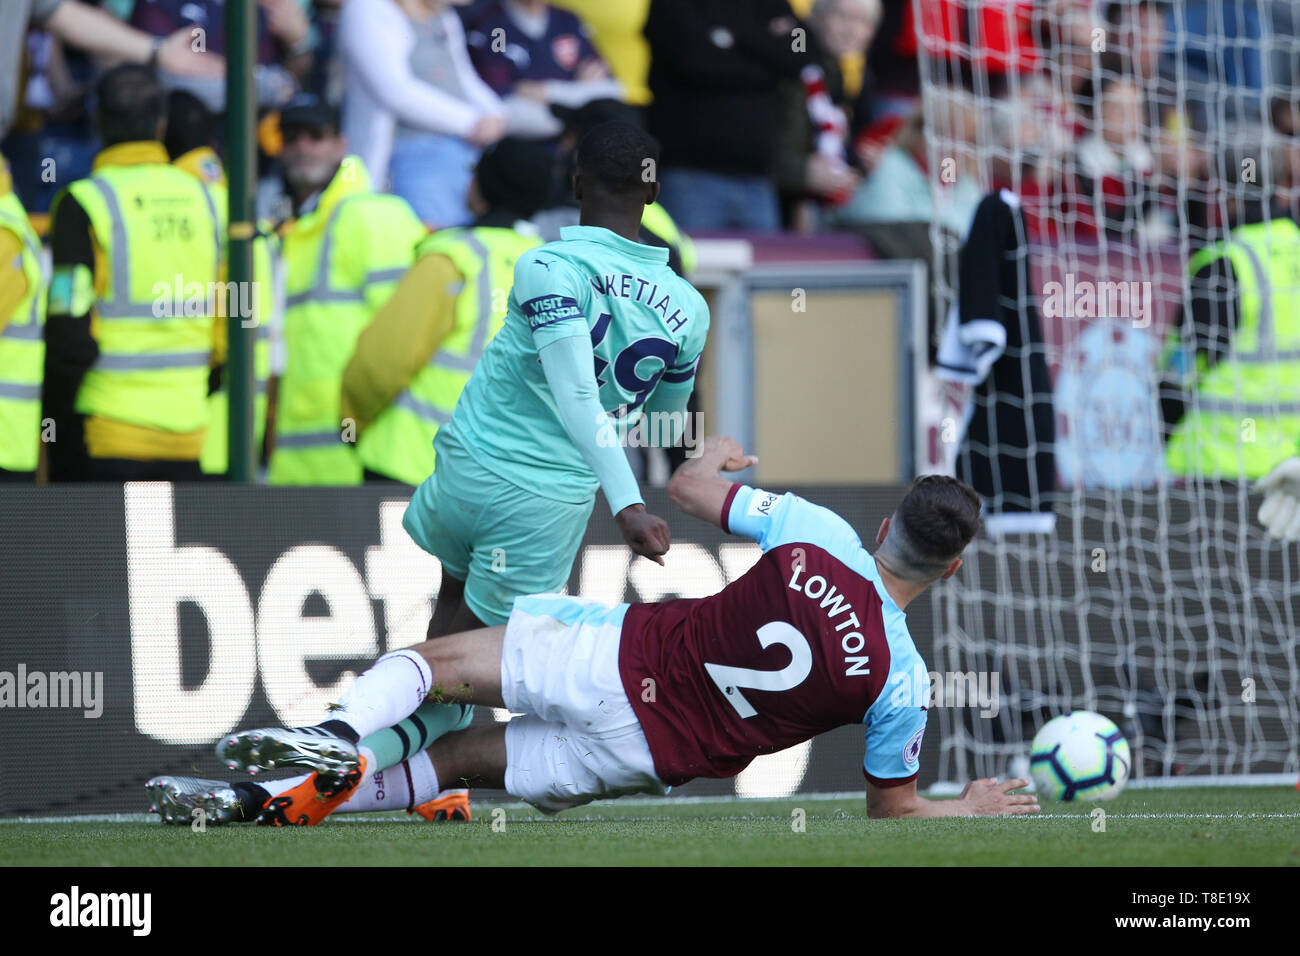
[
  {"left": 0, "top": 157, "right": 46, "bottom": 479},
  {"left": 44, "top": 65, "right": 221, "bottom": 482},
  {"left": 346, "top": 138, "right": 556, "bottom": 486},
  {"left": 266, "top": 95, "right": 425, "bottom": 486},
  {"left": 1161, "top": 183, "right": 1300, "bottom": 480}
]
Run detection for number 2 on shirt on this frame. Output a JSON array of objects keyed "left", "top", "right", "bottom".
[{"left": 704, "top": 622, "right": 814, "bottom": 719}]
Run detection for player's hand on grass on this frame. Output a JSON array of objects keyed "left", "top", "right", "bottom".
[
  {"left": 617, "top": 504, "right": 671, "bottom": 565},
  {"left": 1255, "top": 456, "right": 1300, "bottom": 542},
  {"left": 959, "top": 777, "right": 1040, "bottom": 816}
]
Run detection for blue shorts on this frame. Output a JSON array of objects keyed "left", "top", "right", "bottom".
[{"left": 402, "top": 433, "right": 595, "bottom": 625}]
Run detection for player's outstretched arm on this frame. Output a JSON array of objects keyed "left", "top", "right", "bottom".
[
  {"left": 866, "top": 778, "right": 1040, "bottom": 818},
  {"left": 666, "top": 435, "right": 758, "bottom": 529},
  {"left": 537, "top": 336, "right": 672, "bottom": 564}
]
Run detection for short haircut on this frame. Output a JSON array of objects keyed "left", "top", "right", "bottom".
[
  {"left": 96, "top": 64, "right": 164, "bottom": 146},
  {"left": 475, "top": 138, "right": 556, "bottom": 218},
  {"left": 164, "top": 91, "right": 216, "bottom": 160},
  {"left": 576, "top": 121, "right": 661, "bottom": 197},
  {"left": 877, "top": 476, "right": 982, "bottom": 582}
]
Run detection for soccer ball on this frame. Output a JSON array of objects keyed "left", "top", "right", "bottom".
[{"left": 1029, "top": 711, "right": 1131, "bottom": 801}]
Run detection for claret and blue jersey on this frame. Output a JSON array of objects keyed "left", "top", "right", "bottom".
[
  {"left": 443, "top": 224, "right": 709, "bottom": 504},
  {"left": 618, "top": 486, "right": 930, "bottom": 789}
]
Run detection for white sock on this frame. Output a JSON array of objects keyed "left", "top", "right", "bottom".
[
  {"left": 333, "top": 650, "right": 433, "bottom": 740},
  {"left": 408, "top": 752, "right": 441, "bottom": 805},
  {"left": 339, "top": 751, "right": 441, "bottom": 813}
]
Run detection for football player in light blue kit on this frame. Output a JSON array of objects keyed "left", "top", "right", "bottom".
[{"left": 405, "top": 120, "right": 710, "bottom": 636}]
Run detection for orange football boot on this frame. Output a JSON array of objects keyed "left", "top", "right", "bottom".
[
  {"left": 410, "top": 788, "right": 472, "bottom": 822},
  {"left": 258, "top": 755, "right": 369, "bottom": 827}
]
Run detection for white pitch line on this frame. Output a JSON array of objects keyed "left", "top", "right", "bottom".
[
  {"left": 6, "top": 782, "right": 1297, "bottom": 824},
  {"left": 4, "top": 809, "right": 1299, "bottom": 825}
]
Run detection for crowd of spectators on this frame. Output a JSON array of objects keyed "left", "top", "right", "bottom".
[{"left": 3, "top": 0, "right": 1300, "bottom": 236}]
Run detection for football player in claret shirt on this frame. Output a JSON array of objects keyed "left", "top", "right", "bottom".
[{"left": 154, "top": 437, "right": 1038, "bottom": 824}]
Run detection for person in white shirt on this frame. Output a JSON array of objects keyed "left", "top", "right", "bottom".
[{"left": 339, "top": 0, "right": 508, "bottom": 227}]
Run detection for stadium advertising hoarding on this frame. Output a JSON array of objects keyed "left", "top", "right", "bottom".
[{"left": 0, "top": 482, "right": 931, "bottom": 816}]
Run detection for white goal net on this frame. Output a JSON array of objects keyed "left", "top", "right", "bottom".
[{"left": 913, "top": 0, "right": 1300, "bottom": 783}]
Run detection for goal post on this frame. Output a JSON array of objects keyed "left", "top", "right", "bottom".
[{"left": 912, "top": 0, "right": 1300, "bottom": 786}]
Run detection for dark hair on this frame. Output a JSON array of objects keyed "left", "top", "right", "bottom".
[
  {"left": 96, "top": 64, "right": 164, "bottom": 146},
  {"left": 576, "top": 120, "right": 660, "bottom": 197},
  {"left": 558, "top": 98, "right": 643, "bottom": 139},
  {"left": 475, "top": 138, "right": 556, "bottom": 218},
  {"left": 879, "top": 476, "right": 981, "bottom": 582},
  {"left": 164, "top": 91, "right": 216, "bottom": 160}
]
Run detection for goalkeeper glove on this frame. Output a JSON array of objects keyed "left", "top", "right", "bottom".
[{"left": 1255, "top": 457, "right": 1300, "bottom": 542}]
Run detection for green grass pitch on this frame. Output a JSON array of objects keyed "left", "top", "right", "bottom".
[{"left": 2, "top": 787, "right": 1297, "bottom": 866}]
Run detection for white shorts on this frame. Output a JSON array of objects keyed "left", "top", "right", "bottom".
[{"left": 500, "top": 594, "right": 668, "bottom": 813}]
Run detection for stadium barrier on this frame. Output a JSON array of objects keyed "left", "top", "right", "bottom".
[{"left": 0, "top": 482, "right": 927, "bottom": 816}]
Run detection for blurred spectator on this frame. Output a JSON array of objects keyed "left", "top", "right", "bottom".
[
  {"left": 1, "top": 0, "right": 222, "bottom": 140},
  {"left": 832, "top": 106, "right": 981, "bottom": 234},
  {"left": 809, "top": 0, "right": 880, "bottom": 126},
  {"left": 127, "top": 0, "right": 303, "bottom": 111},
  {"left": 267, "top": 94, "right": 426, "bottom": 485},
  {"left": 462, "top": 0, "right": 622, "bottom": 140},
  {"left": 1271, "top": 91, "right": 1300, "bottom": 222},
  {"left": 3, "top": 26, "right": 98, "bottom": 214},
  {"left": 871, "top": 0, "right": 1036, "bottom": 121},
  {"left": 862, "top": 0, "right": 921, "bottom": 114},
  {"left": 645, "top": 0, "right": 811, "bottom": 231},
  {"left": 773, "top": 0, "right": 883, "bottom": 230},
  {"left": 303, "top": 0, "right": 348, "bottom": 101},
  {"left": 339, "top": 0, "right": 507, "bottom": 227},
  {"left": 1178, "top": 0, "right": 1267, "bottom": 121},
  {"left": 785, "top": 0, "right": 876, "bottom": 108},
  {"left": 129, "top": 0, "right": 313, "bottom": 68},
  {"left": 43, "top": 65, "right": 222, "bottom": 482},
  {"left": 551, "top": 0, "right": 652, "bottom": 106},
  {"left": 1160, "top": 132, "right": 1300, "bottom": 479},
  {"left": 1074, "top": 65, "right": 1160, "bottom": 240},
  {"left": 0, "top": 156, "right": 47, "bottom": 482},
  {"left": 1030, "top": 0, "right": 1102, "bottom": 142},
  {"left": 345, "top": 138, "right": 554, "bottom": 485},
  {"left": 1103, "top": 2, "right": 1210, "bottom": 184}
]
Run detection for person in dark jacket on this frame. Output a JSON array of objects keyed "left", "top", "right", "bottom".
[{"left": 644, "top": 0, "right": 811, "bottom": 231}]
